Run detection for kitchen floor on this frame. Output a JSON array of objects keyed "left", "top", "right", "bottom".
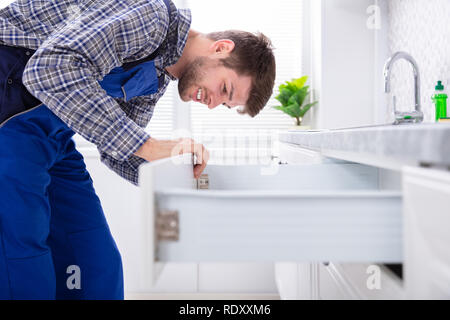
[{"left": 125, "top": 293, "right": 280, "bottom": 300}]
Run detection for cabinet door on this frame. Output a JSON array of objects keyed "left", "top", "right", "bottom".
[
  {"left": 137, "top": 156, "right": 402, "bottom": 290},
  {"left": 319, "top": 263, "right": 404, "bottom": 300},
  {"left": 403, "top": 166, "right": 450, "bottom": 299}
]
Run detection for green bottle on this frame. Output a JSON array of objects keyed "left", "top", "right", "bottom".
[{"left": 432, "top": 81, "right": 448, "bottom": 121}]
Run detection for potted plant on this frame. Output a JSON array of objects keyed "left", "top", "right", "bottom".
[{"left": 273, "top": 76, "right": 318, "bottom": 128}]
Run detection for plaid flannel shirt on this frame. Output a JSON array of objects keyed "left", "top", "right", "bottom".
[{"left": 0, "top": 0, "right": 191, "bottom": 185}]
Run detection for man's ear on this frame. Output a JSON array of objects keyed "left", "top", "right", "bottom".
[{"left": 211, "top": 39, "right": 235, "bottom": 54}]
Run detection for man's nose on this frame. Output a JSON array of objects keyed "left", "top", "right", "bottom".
[
  {"left": 207, "top": 96, "right": 221, "bottom": 109},
  {"left": 208, "top": 92, "right": 226, "bottom": 109}
]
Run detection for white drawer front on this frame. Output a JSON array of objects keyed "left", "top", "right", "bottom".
[
  {"left": 138, "top": 156, "right": 402, "bottom": 288},
  {"left": 155, "top": 191, "right": 401, "bottom": 263},
  {"left": 403, "top": 166, "right": 450, "bottom": 299}
]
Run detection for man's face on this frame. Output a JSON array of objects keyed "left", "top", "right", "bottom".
[{"left": 178, "top": 56, "right": 252, "bottom": 110}]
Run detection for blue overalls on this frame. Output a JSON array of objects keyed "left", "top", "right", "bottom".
[{"left": 0, "top": 42, "right": 161, "bottom": 299}]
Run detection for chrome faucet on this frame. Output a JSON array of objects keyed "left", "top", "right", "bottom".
[{"left": 383, "top": 51, "right": 424, "bottom": 124}]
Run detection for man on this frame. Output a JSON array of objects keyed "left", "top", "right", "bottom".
[{"left": 0, "top": 0, "right": 276, "bottom": 299}]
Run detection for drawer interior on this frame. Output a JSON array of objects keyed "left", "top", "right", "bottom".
[
  {"left": 199, "top": 163, "right": 379, "bottom": 191},
  {"left": 149, "top": 162, "right": 402, "bottom": 263}
]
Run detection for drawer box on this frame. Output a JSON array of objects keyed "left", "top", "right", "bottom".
[{"left": 137, "top": 156, "right": 402, "bottom": 289}]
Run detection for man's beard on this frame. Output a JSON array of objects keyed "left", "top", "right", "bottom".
[{"left": 178, "top": 56, "right": 219, "bottom": 101}]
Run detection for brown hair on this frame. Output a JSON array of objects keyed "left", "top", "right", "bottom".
[{"left": 205, "top": 30, "right": 276, "bottom": 117}]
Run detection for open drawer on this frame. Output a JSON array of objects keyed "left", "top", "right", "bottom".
[{"left": 138, "top": 156, "right": 402, "bottom": 288}]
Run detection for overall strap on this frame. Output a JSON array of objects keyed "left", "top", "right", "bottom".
[{"left": 122, "top": 0, "right": 172, "bottom": 71}]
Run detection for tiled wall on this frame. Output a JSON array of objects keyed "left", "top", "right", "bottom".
[{"left": 387, "top": 0, "right": 450, "bottom": 121}]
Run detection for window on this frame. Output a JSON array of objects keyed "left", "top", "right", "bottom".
[
  {"left": 145, "top": 82, "right": 177, "bottom": 139},
  {"left": 185, "top": 0, "right": 304, "bottom": 164}
]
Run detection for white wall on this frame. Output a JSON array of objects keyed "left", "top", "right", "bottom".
[
  {"left": 373, "top": 0, "right": 390, "bottom": 125},
  {"left": 308, "top": 0, "right": 376, "bottom": 129}
]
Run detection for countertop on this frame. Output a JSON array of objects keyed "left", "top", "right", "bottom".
[{"left": 278, "top": 123, "right": 450, "bottom": 169}]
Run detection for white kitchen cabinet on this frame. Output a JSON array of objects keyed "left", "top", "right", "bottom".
[
  {"left": 319, "top": 263, "right": 353, "bottom": 299},
  {"left": 274, "top": 261, "right": 404, "bottom": 300},
  {"left": 274, "top": 143, "right": 405, "bottom": 300},
  {"left": 318, "top": 263, "right": 404, "bottom": 300},
  {"left": 79, "top": 148, "right": 279, "bottom": 297},
  {"left": 137, "top": 155, "right": 402, "bottom": 290},
  {"left": 403, "top": 166, "right": 450, "bottom": 299},
  {"left": 278, "top": 141, "right": 348, "bottom": 165},
  {"left": 79, "top": 148, "right": 199, "bottom": 294},
  {"left": 274, "top": 263, "right": 321, "bottom": 300},
  {"left": 275, "top": 140, "right": 450, "bottom": 300},
  {"left": 278, "top": 142, "right": 326, "bottom": 164},
  {"left": 198, "top": 263, "right": 277, "bottom": 294}
]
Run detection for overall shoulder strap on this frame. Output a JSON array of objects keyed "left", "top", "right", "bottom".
[{"left": 122, "top": 0, "right": 172, "bottom": 71}]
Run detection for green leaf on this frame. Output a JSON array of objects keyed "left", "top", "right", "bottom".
[
  {"left": 273, "top": 106, "right": 286, "bottom": 112},
  {"left": 292, "top": 76, "right": 308, "bottom": 90},
  {"left": 288, "top": 86, "right": 309, "bottom": 107},
  {"left": 284, "top": 102, "right": 302, "bottom": 118},
  {"left": 273, "top": 105, "right": 292, "bottom": 116},
  {"left": 275, "top": 103, "right": 300, "bottom": 118},
  {"left": 279, "top": 82, "right": 297, "bottom": 94},
  {"left": 299, "top": 101, "right": 318, "bottom": 117},
  {"left": 279, "top": 76, "right": 308, "bottom": 91},
  {"left": 275, "top": 88, "right": 294, "bottom": 106}
]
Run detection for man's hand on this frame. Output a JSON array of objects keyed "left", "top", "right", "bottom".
[{"left": 134, "top": 137, "right": 210, "bottom": 179}]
